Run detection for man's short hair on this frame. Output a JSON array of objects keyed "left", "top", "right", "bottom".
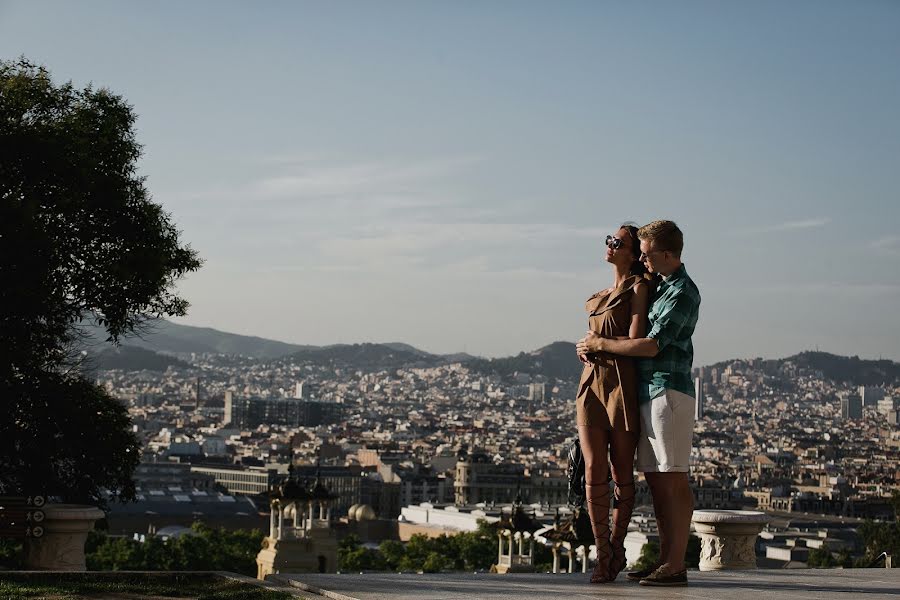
[{"left": 638, "top": 220, "right": 683, "bottom": 257}]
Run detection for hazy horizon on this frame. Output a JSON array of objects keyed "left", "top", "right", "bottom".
[{"left": 3, "top": 1, "right": 899, "bottom": 365}]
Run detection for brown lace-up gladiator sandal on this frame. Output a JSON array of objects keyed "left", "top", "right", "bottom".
[
  {"left": 585, "top": 482, "right": 613, "bottom": 583},
  {"left": 608, "top": 479, "right": 636, "bottom": 581}
]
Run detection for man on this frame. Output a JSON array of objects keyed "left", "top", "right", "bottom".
[{"left": 576, "top": 220, "right": 700, "bottom": 586}]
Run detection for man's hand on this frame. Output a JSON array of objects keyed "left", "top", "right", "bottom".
[{"left": 576, "top": 330, "right": 604, "bottom": 358}]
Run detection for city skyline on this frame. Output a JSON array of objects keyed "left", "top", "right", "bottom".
[{"left": 2, "top": 1, "right": 899, "bottom": 365}]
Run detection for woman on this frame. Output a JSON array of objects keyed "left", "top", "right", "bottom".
[{"left": 575, "top": 223, "right": 650, "bottom": 583}]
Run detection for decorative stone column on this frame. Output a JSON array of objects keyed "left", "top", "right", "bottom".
[
  {"left": 692, "top": 509, "right": 769, "bottom": 571},
  {"left": 23, "top": 504, "right": 104, "bottom": 571}
]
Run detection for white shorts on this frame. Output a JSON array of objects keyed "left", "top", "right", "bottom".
[{"left": 636, "top": 388, "right": 695, "bottom": 473}]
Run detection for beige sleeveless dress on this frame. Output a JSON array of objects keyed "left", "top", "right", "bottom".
[{"left": 575, "top": 275, "right": 642, "bottom": 430}]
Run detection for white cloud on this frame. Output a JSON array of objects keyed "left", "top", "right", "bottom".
[
  {"left": 710, "top": 281, "right": 900, "bottom": 298},
  {"left": 316, "top": 222, "right": 612, "bottom": 267},
  {"left": 737, "top": 218, "right": 831, "bottom": 235},
  {"left": 254, "top": 156, "right": 481, "bottom": 200},
  {"left": 870, "top": 235, "right": 900, "bottom": 256}
]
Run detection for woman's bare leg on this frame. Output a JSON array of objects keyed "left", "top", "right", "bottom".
[
  {"left": 608, "top": 429, "right": 639, "bottom": 579},
  {"left": 578, "top": 425, "right": 612, "bottom": 583}
]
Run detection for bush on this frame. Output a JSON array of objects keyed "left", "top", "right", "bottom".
[
  {"left": 85, "top": 524, "right": 264, "bottom": 576},
  {"left": 338, "top": 519, "right": 505, "bottom": 573}
]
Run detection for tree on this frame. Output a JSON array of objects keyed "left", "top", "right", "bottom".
[
  {"left": 856, "top": 520, "right": 900, "bottom": 567},
  {"left": 808, "top": 546, "right": 837, "bottom": 568},
  {"left": 836, "top": 548, "right": 853, "bottom": 569},
  {"left": 452, "top": 530, "right": 496, "bottom": 571},
  {"left": 0, "top": 58, "right": 201, "bottom": 508},
  {"left": 85, "top": 524, "right": 265, "bottom": 576},
  {"left": 379, "top": 540, "right": 406, "bottom": 571}
]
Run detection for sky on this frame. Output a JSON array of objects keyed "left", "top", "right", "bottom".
[{"left": 2, "top": 1, "right": 899, "bottom": 366}]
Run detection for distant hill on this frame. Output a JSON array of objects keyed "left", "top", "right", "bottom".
[
  {"left": 467, "top": 341, "right": 581, "bottom": 382},
  {"left": 88, "top": 345, "right": 192, "bottom": 372},
  {"left": 79, "top": 320, "right": 316, "bottom": 359},
  {"left": 283, "top": 343, "right": 457, "bottom": 370},
  {"left": 77, "top": 319, "right": 900, "bottom": 385},
  {"left": 786, "top": 351, "right": 900, "bottom": 385},
  {"left": 704, "top": 351, "right": 900, "bottom": 386}
]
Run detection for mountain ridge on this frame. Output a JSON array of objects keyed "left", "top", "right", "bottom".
[{"left": 85, "top": 320, "right": 899, "bottom": 384}]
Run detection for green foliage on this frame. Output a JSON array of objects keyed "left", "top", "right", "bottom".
[
  {"left": 5, "top": 373, "right": 142, "bottom": 508},
  {"left": 891, "top": 490, "right": 900, "bottom": 521},
  {"left": 85, "top": 524, "right": 264, "bottom": 576},
  {"left": 338, "top": 519, "right": 504, "bottom": 573},
  {"left": 0, "top": 537, "right": 24, "bottom": 569},
  {"left": 338, "top": 535, "right": 389, "bottom": 572},
  {"left": 452, "top": 528, "right": 497, "bottom": 571},
  {"left": 857, "top": 520, "right": 900, "bottom": 567},
  {"left": 339, "top": 534, "right": 361, "bottom": 552},
  {"left": 0, "top": 57, "right": 200, "bottom": 506},
  {"left": 632, "top": 541, "right": 659, "bottom": 572},
  {"left": 0, "top": 572, "right": 291, "bottom": 599},
  {"left": 379, "top": 540, "right": 406, "bottom": 570},
  {"left": 836, "top": 548, "right": 853, "bottom": 568},
  {"left": 630, "top": 536, "right": 699, "bottom": 571},
  {"left": 422, "top": 551, "right": 452, "bottom": 573},
  {"left": 808, "top": 545, "right": 855, "bottom": 569},
  {"left": 533, "top": 540, "right": 554, "bottom": 572},
  {"left": 808, "top": 545, "right": 837, "bottom": 568}
]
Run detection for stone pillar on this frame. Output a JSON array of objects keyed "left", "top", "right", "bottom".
[
  {"left": 308, "top": 502, "right": 315, "bottom": 525},
  {"left": 508, "top": 534, "right": 514, "bottom": 557},
  {"left": 567, "top": 543, "right": 574, "bottom": 573},
  {"left": 23, "top": 504, "right": 104, "bottom": 571},
  {"left": 276, "top": 505, "right": 284, "bottom": 540},
  {"left": 552, "top": 545, "right": 559, "bottom": 573},
  {"left": 498, "top": 534, "right": 504, "bottom": 563},
  {"left": 692, "top": 510, "right": 769, "bottom": 571},
  {"left": 269, "top": 504, "right": 277, "bottom": 537},
  {"left": 326, "top": 506, "right": 332, "bottom": 522},
  {"left": 581, "top": 545, "right": 587, "bottom": 573},
  {"left": 293, "top": 503, "right": 300, "bottom": 529},
  {"left": 518, "top": 533, "right": 524, "bottom": 556}
]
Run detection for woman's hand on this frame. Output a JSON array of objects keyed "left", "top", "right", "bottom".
[{"left": 576, "top": 330, "right": 604, "bottom": 357}]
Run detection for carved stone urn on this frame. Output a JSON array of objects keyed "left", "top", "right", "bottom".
[
  {"left": 691, "top": 509, "right": 769, "bottom": 571},
  {"left": 23, "top": 504, "right": 105, "bottom": 571}
]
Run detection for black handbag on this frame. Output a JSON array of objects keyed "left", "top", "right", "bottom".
[
  {"left": 566, "top": 438, "right": 613, "bottom": 508},
  {"left": 566, "top": 439, "right": 586, "bottom": 508}
]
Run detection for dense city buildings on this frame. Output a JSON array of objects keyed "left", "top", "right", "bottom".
[{"left": 97, "top": 343, "right": 899, "bottom": 567}]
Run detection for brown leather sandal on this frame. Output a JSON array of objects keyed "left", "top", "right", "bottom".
[
  {"left": 585, "top": 482, "right": 613, "bottom": 583},
  {"left": 608, "top": 480, "right": 635, "bottom": 581}
]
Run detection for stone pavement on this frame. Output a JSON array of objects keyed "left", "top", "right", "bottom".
[{"left": 271, "top": 569, "right": 900, "bottom": 600}]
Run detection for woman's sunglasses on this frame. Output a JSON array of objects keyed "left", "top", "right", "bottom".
[{"left": 606, "top": 235, "right": 626, "bottom": 250}]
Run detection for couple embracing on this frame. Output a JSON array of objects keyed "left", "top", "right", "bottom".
[{"left": 574, "top": 220, "right": 701, "bottom": 587}]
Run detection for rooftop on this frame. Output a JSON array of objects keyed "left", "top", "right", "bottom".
[{"left": 271, "top": 569, "right": 900, "bottom": 600}]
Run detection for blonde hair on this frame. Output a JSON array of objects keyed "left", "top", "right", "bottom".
[{"left": 638, "top": 220, "right": 683, "bottom": 257}]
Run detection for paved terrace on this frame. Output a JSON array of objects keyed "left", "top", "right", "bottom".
[{"left": 271, "top": 570, "right": 900, "bottom": 600}]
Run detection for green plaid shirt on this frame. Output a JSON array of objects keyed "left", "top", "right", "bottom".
[{"left": 638, "top": 264, "right": 701, "bottom": 403}]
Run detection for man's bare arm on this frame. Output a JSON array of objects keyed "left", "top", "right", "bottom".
[
  {"left": 577, "top": 332, "right": 659, "bottom": 358},
  {"left": 597, "top": 336, "right": 659, "bottom": 357}
]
